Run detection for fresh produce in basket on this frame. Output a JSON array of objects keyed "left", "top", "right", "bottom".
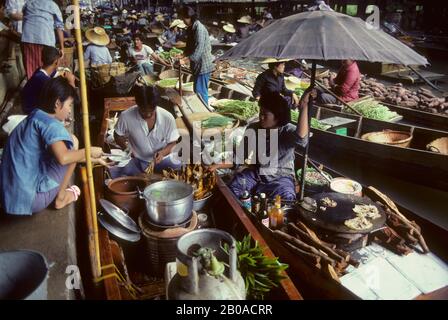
[
  {"left": 344, "top": 97, "right": 400, "bottom": 121},
  {"left": 159, "top": 48, "right": 184, "bottom": 60},
  {"left": 201, "top": 115, "right": 235, "bottom": 129},
  {"left": 213, "top": 99, "right": 259, "bottom": 121},
  {"left": 157, "top": 78, "right": 178, "bottom": 88},
  {"left": 297, "top": 167, "right": 332, "bottom": 187},
  {"left": 290, "top": 110, "right": 331, "bottom": 131}
]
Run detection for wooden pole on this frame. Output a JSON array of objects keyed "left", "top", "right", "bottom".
[
  {"left": 298, "top": 61, "right": 316, "bottom": 202},
  {"left": 73, "top": 0, "right": 101, "bottom": 278}
]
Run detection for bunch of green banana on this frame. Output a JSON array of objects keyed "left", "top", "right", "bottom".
[{"left": 224, "top": 235, "right": 288, "bottom": 300}]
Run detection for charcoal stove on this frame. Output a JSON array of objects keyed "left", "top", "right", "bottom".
[
  {"left": 298, "top": 192, "right": 387, "bottom": 252},
  {"left": 139, "top": 211, "right": 198, "bottom": 277}
]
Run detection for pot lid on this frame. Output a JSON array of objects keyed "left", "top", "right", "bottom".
[
  {"left": 99, "top": 199, "right": 140, "bottom": 233},
  {"left": 298, "top": 192, "right": 386, "bottom": 234},
  {"left": 98, "top": 212, "right": 141, "bottom": 242}
]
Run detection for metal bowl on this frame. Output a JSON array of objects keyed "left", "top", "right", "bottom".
[
  {"left": 193, "top": 193, "right": 213, "bottom": 212},
  {"left": 140, "top": 181, "right": 194, "bottom": 226}
]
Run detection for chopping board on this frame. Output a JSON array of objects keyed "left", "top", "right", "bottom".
[{"left": 298, "top": 192, "right": 387, "bottom": 234}]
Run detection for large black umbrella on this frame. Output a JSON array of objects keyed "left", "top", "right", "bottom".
[
  {"left": 218, "top": 9, "right": 428, "bottom": 201},
  {"left": 219, "top": 10, "right": 428, "bottom": 65}
]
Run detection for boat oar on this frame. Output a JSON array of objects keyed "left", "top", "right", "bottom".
[{"left": 298, "top": 61, "right": 317, "bottom": 202}]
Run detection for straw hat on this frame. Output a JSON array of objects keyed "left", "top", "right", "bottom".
[
  {"left": 122, "top": 9, "right": 128, "bottom": 14},
  {"left": 129, "top": 15, "right": 138, "bottom": 20},
  {"left": 237, "top": 16, "right": 252, "bottom": 24},
  {"left": 285, "top": 76, "right": 302, "bottom": 90},
  {"left": 260, "top": 57, "right": 291, "bottom": 64},
  {"left": 223, "top": 23, "right": 236, "bottom": 33},
  {"left": 170, "top": 19, "right": 186, "bottom": 29},
  {"left": 85, "top": 27, "right": 110, "bottom": 46},
  {"left": 155, "top": 14, "right": 165, "bottom": 22}
]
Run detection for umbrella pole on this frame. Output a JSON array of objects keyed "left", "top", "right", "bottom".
[
  {"left": 73, "top": 0, "right": 101, "bottom": 278},
  {"left": 299, "top": 61, "right": 316, "bottom": 202}
]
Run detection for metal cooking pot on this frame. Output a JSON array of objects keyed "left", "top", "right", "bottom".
[{"left": 139, "top": 181, "right": 194, "bottom": 226}]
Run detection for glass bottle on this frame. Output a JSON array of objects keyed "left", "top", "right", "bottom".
[{"left": 240, "top": 178, "right": 252, "bottom": 211}]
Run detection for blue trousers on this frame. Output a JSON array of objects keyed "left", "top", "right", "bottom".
[
  {"left": 229, "top": 168, "right": 297, "bottom": 201},
  {"left": 193, "top": 72, "right": 211, "bottom": 106},
  {"left": 137, "top": 62, "right": 154, "bottom": 76}
]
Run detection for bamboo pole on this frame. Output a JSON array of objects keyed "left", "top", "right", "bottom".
[{"left": 73, "top": 0, "right": 101, "bottom": 278}]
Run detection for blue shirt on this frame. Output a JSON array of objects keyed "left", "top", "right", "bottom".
[
  {"left": 21, "top": 0, "right": 64, "bottom": 47},
  {"left": 84, "top": 44, "right": 113, "bottom": 66},
  {"left": 21, "top": 69, "right": 52, "bottom": 114},
  {"left": 0, "top": 109, "right": 73, "bottom": 215}
]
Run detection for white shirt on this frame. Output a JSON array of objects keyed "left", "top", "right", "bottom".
[
  {"left": 115, "top": 106, "right": 180, "bottom": 161},
  {"left": 128, "top": 44, "right": 154, "bottom": 65}
]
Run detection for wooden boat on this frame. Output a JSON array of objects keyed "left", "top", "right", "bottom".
[
  {"left": 79, "top": 96, "right": 302, "bottom": 300},
  {"left": 320, "top": 98, "right": 448, "bottom": 133},
  {"left": 213, "top": 153, "right": 448, "bottom": 299},
  {"left": 82, "top": 68, "right": 448, "bottom": 300},
  {"left": 149, "top": 71, "right": 448, "bottom": 193},
  {"left": 309, "top": 106, "right": 448, "bottom": 192}
]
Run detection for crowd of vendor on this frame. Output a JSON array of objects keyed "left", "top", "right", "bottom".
[{"left": 0, "top": 2, "right": 360, "bottom": 217}]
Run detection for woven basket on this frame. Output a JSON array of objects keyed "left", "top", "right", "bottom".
[
  {"left": 91, "top": 62, "right": 126, "bottom": 87},
  {"left": 361, "top": 130, "right": 413, "bottom": 148},
  {"left": 427, "top": 137, "right": 448, "bottom": 155},
  {"left": 159, "top": 69, "right": 179, "bottom": 80}
]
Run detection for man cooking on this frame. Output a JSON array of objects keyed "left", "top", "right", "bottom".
[
  {"left": 253, "top": 58, "right": 300, "bottom": 109},
  {"left": 317, "top": 59, "right": 361, "bottom": 105},
  {"left": 109, "top": 85, "right": 181, "bottom": 178}
]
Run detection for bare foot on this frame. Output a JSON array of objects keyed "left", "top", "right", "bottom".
[{"left": 55, "top": 186, "right": 80, "bottom": 209}]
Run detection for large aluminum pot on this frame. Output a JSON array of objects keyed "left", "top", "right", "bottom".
[{"left": 139, "top": 181, "right": 194, "bottom": 226}]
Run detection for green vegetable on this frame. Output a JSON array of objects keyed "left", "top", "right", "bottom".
[
  {"left": 223, "top": 236, "right": 288, "bottom": 300},
  {"left": 290, "top": 110, "right": 331, "bottom": 131},
  {"left": 344, "top": 98, "right": 400, "bottom": 121},
  {"left": 214, "top": 99, "right": 259, "bottom": 121},
  {"left": 201, "top": 116, "right": 234, "bottom": 128},
  {"left": 297, "top": 167, "right": 332, "bottom": 186},
  {"left": 157, "top": 78, "right": 178, "bottom": 88},
  {"left": 294, "top": 88, "right": 306, "bottom": 98},
  {"left": 160, "top": 48, "right": 184, "bottom": 60}
]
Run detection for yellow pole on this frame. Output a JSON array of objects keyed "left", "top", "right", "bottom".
[{"left": 73, "top": 0, "right": 101, "bottom": 278}]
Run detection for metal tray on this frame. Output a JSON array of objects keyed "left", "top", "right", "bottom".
[{"left": 99, "top": 199, "right": 140, "bottom": 233}]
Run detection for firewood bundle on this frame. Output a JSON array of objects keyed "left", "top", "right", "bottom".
[
  {"left": 368, "top": 186, "right": 429, "bottom": 255},
  {"left": 273, "top": 222, "right": 359, "bottom": 282}
]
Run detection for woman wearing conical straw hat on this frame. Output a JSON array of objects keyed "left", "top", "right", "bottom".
[
  {"left": 222, "top": 23, "right": 237, "bottom": 44},
  {"left": 236, "top": 15, "right": 252, "bottom": 40},
  {"left": 253, "top": 58, "right": 301, "bottom": 109},
  {"left": 84, "top": 27, "right": 113, "bottom": 67},
  {"left": 161, "top": 19, "right": 187, "bottom": 50}
]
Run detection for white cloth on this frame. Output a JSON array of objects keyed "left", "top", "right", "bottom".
[
  {"left": 0, "top": 22, "right": 9, "bottom": 32},
  {"left": 114, "top": 106, "right": 180, "bottom": 161},
  {"left": 128, "top": 44, "right": 154, "bottom": 65}
]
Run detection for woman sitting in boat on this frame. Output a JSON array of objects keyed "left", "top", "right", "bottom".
[
  {"left": 253, "top": 58, "right": 300, "bottom": 109},
  {"left": 317, "top": 59, "right": 360, "bottom": 105},
  {"left": 209, "top": 89, "right": 313, "bottom": 201},
  {"left": 0, "top": 78, "right": 108, "bottom": 216}
]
